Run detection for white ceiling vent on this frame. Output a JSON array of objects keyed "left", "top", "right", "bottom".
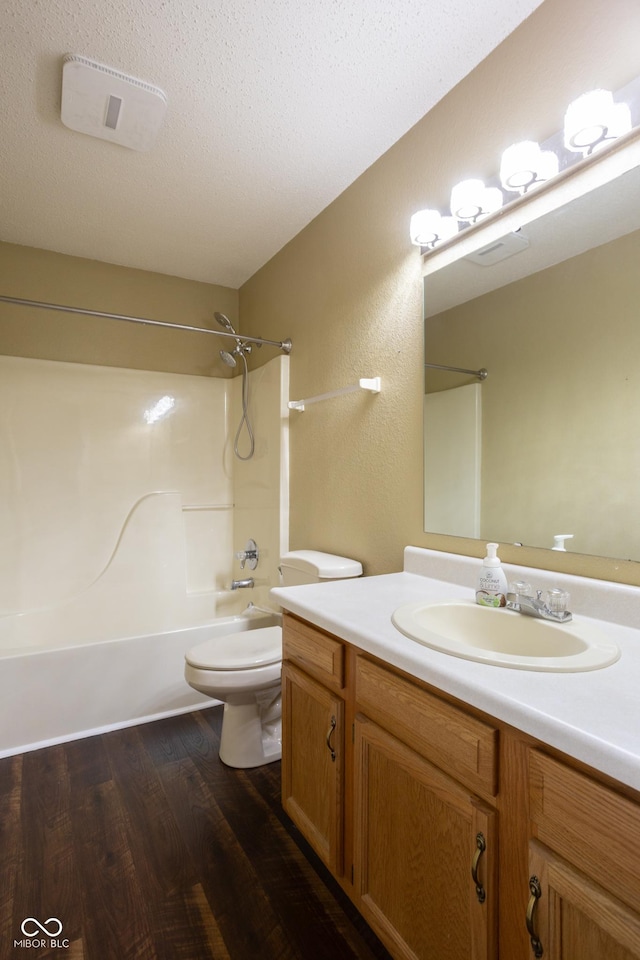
[
  {"left": 464, "top": 231, "right": 530, "bottom": 266},
  {"left": 61, "top": 55, "right": 167, "bottom": 152}
]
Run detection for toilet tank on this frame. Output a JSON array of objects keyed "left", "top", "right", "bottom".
[{"left": 279, "top": 550, "right": 362, "bottom": 586}]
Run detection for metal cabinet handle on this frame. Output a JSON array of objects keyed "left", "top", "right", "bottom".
[
  {"left": 471, "top": 832, "right": 486, "bottom": 903},
  {"left": 326, "top": 715, "right": 337, "bottom": 762},
  {"left": 526, "top": 875, "right": 544, "bottom": 958}
]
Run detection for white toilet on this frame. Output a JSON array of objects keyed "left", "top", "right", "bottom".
[{"left": 184, "top": 550, "right": 362, "bottom": 768}]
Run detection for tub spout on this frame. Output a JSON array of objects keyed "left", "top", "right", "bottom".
[{"left": 231, "top": 577, "right": 254, "bottom": 590}]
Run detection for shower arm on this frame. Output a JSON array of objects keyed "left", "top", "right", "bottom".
[{"left": 0, "top": 295, "right": 293, "bottom": 354}]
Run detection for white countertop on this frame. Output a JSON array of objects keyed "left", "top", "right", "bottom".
[{"left": 271, "top": 547, "right": 640, "bottom": 791}]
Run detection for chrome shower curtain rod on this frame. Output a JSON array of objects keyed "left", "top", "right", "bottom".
[
  {"left": 425, "top": 361, "right": 488, "bottom": 380},
  {"left": 0, "top": 295, "right": 293, "bottom": 353}
]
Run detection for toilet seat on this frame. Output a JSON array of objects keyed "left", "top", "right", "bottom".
[{"left": 185, "top": 625, "right": 282, "bottom": 671}]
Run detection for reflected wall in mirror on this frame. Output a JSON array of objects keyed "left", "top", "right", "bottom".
[{"left": 423, "top": 167, "right": 640, "bottom": 562}]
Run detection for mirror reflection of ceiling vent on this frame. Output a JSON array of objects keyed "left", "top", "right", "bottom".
[
  {"left": 61, "top": 54, "right": 167, "bottom": 152},
  {"left": 464, "top": 231, "right": 530, "bottom": 266}
]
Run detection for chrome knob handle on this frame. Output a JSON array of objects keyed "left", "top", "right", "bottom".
[{"left": 235, "top": 538, "right": 259, "bottom": 570}]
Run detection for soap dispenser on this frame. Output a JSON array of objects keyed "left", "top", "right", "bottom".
[{"left": 476, "top": 543, "right": 508, "bottom": 607}]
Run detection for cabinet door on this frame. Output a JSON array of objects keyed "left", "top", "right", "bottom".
[
  {"left": 526, "top": 841, "right": 640, "bottom": 960},
  {"left": 281, "top": 661, "right": 344, "bottom": 874},
  {"left": 353, "top": 715, "right": 496, "bottom": 960},
  {"left": 529, "top": 749, "right": 640, "bottom": 914}
]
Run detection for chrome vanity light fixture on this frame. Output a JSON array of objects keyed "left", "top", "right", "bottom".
[
  {"left": 410, "top": 75, "right": 639, "bottom": 250},
  {"left": 409, "top": 179, "right": 504, "bottom": 245},
  {"left": 564, "top": 89, "right": 632, "bottom": 157},
  {"left": 409, "top": 209, "right": 458, "bottom": 248},
  {"left": 450, "top": 179, "right": 503, "bottom": 222},
  {"left": 500, "top": 140, "right": 559, "bottom": 195}
]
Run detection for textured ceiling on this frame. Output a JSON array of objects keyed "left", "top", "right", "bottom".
[{"left": 0, "top": 0, "right": 542, "bottom": 288}]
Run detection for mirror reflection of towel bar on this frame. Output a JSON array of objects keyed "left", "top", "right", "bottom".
[{"left": 425, "top": 362, "right": 488, "bottom": 380}]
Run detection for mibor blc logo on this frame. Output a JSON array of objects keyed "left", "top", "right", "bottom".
[{"left": 14, "top": 917, "right": 70, "bottom": 949}]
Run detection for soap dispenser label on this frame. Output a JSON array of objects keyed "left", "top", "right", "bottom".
[
  {"left": 476, "top": 588, "right": 506, "bottom": 607},
  {"left": 476, "top": 573, "right": 507, "bottom": 607}
]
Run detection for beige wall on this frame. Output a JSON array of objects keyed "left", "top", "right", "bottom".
[
  {"left": 239, "top": 0, "right": 640, "bottom": 585},
  {"left": 0, "top": 241, "right": 238, "bottom": 377}
]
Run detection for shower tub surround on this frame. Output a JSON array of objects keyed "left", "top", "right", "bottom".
[{"left": 0, "top": 353, "right": 289, "bottom": 755}]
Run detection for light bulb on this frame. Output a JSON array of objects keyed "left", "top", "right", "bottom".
[
  {"left": 409, "top": 209, "right": 458, "bottom": 247},
  {"left": 500, "top": 141, "right": 559, "bottom": 194},
  {"left": 450, "top": 179, "right": 503, "bottom": 222},
  {"left": 564, "top": 89, "right": 632, "bottom": 156}
]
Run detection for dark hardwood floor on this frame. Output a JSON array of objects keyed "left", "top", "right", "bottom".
[{"left": 0, "top": 707, "right": 391, "bottom": 960}]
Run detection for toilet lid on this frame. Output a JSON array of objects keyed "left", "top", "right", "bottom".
[{"left": 185, "top": 626, "right": 282, "bottom": 670}]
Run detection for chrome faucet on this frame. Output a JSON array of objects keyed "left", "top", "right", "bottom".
[
  {"left": 231, "top": 577, "right": 254, "bottom": 590},
  {"left": 506, "top": 581, "right": 572, "bottom": 623}
]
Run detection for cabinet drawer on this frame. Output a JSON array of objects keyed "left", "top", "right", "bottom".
[
  {"left": 529, "top": 750, "right": 640, "bottom": 911},
  {"left": 283, "top": 615, "right": 345, "bottom": 691},
  {"left": 355, "top": 655, "right": 498, "bottom": 796}
]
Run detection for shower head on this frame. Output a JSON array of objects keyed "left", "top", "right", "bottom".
[
  {"left": 214, "top": 312, "right": 237, "bottom": 335},
  {"left": 219, "top": 338, "right": 253, "bottom": 367},
  {"left": 219, "top": 349, "right": 237, "bottom": 367}
]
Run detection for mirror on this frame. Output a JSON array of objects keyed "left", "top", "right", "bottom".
[{"left": 423, "top": 163, "right": 640, "bottom": 562}]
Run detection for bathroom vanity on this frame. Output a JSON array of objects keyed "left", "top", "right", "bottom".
[{"left": 272, "top": 548, "right": 640, "bottom": 960}]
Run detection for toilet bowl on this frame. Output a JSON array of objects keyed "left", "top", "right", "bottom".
[
  {"left": 184, "top": 550, "right": 362, "bottom": 768},
  {"left": 185, "top": 626, "right": 283, "bottom": 768}
]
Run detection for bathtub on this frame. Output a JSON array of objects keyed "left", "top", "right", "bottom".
[{"left": 0, "top": 610, "right": 280, "bottom": 758}]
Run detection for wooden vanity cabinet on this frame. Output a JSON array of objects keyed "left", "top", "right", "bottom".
[
  {"left": 525, "top": 842, "right": 640, "bottom": 960},
  {"left": 281, "top": 615, "right": 347, "bottom": 875},
  {"left": 281, "top": 613, "right": 640, "bottom": 960},
  {"left": 523, "top": 750, "right": 640, "bottom": 960},
  {"left": 353, "top": 654, "right": 498, "bottom": 960},
  {"left": 282, "top": 613, "right": 498, "bottom": 958},
  {"left": 353, "top": 715, "right": 497, "bottom": 960}
]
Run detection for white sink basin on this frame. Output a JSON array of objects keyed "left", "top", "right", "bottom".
[{"left": 391, "top": 600, "right": 620, "bottom": 672}]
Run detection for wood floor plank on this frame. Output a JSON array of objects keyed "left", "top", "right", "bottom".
[
  {"left": 65, "top": 733, "right": 112, "bottom": 792},
  {"left": 0, "top": 753, "right": 23, "bottom": 956},
  {"left": 40, "top": 939, "right": 84, "bottom": 960},
  {"left": 152, "top": 747, "right": 296, "bottom": 960},
  {"left": 14, "top": 746, "right": 81, "bottom": 948},
  {"left": 70, "top": 778, "right": 157, "bottom": 960},
  {"left": 139, "top": 711, "right": 201, "bottom": 768},
  {"left": 199, "top": 708, "right": 390, "bottom": 957},
  {"left": 154, "top": 884, "right": 231, "bottom": 960},
  {"left": 184, "top": 711, "right": 390, "bottom": 960},
  {"left": 103, "top": 725, "right": 197, "bottom": 898},
  {"left": 0, "top": 707, "right": 392, "bottom": 960},
  {"left": 192, "top": 710, "right": 390, "bottom": 959},
  {"left": 189, "top": 883, "right": 231, "bottom": 959},
  {"left": 103, "top": 726, "right": 215, "bottom": 960}
]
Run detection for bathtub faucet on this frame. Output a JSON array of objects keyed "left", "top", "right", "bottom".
[{"left": 231, "top": 577, "right": 254, "bottom": 590}]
